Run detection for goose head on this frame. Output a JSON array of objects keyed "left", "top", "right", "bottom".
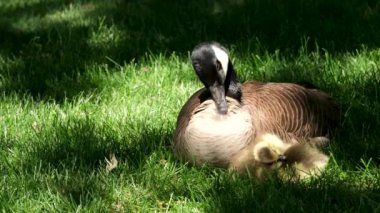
[{"left": 191, "top": 42, "right": 242, "bottom": 114}]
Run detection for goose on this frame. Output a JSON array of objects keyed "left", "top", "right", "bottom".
[{"left": 173, "top": 42, "right": 339, "bottom": 175}]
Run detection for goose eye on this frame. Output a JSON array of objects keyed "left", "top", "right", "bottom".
[
  {"left": 193, "top": 63, "right": 201, "bottom": 72},
  {"left": 215, "top": 60, "right": 222, "bottom": 71}
]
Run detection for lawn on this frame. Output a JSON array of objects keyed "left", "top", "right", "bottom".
[{"left": 1, "top": 0, "right": 380, "bottom": 212}]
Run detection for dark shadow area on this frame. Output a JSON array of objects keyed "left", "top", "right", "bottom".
[
  {"left": 209, "top": 175, "right": 380, "bottom": 212},
  {"left": 0, "top": 0, "right": 379, "bottom": 100},
  {"left": 0, "top": 1, "right": 98, "bottom": 100},
  {"left": 99, "top": 0, "right": 380, "bottom": 53},
  {"left": 27, "top": 120, "right": 172, "bottom": 171},
  {"left": 333, "top": 85, "right": 380, "bottom": 166},
  {"left": 86, "top": 0, "right": 380, "bottom": 61},
  {"left": 3, "top": 116, "right": 173, "bottom": 207}
]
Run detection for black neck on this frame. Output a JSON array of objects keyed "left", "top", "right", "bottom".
[{"left": 225, "top": 61, "right": 242, "bottom": 101}]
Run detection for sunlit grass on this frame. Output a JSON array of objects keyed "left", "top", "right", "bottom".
[{"left": 1, "top": 0, "right": 380, "bottom": 212}]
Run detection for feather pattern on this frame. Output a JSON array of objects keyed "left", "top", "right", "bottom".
[{"left": 241, "top": 82, "right": 339, "bottom": 142}]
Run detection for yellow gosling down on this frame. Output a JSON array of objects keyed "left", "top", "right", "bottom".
[
  {"left": 230, "top": 133, "right": 329, "bottom": 181},
  {"left": 279, "top": 142, "right": 330, "bottom": 181}
]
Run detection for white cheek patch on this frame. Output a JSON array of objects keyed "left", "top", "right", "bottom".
[{"left": 211, "top": 45, "right": 229, "bottom": 77}]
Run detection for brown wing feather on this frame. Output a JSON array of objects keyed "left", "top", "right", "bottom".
[{"left": 241, "top": 81, "right": 340, "bottom": 141}]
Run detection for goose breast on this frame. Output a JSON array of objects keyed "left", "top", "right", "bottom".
[{"left": 176, "top": 97, "right": 253, "bottom": 167}]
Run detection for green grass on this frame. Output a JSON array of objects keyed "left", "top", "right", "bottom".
[{"left": 1, "top": 0, "right": 380, "bottom": 212}]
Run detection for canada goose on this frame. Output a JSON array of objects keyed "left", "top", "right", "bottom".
[
  {"left": 173, "top": 42, "right": 339, "bottom": 173},
  {"left": 230, "top": 133, "right": 330, "bottom": 180}
]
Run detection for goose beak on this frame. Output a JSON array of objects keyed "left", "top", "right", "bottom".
[{"left": 209, "top": 85, "right": 228, "bottom": 114}]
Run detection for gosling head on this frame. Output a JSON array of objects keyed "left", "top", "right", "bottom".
[
  {"left": 253, "top": 133, "right": 290, "bottom": 164},
  {"left": 191, "top": 42, "right": 240, "bottom": 114}
]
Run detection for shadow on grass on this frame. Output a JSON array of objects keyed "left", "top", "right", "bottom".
[
  {"left": 28, "top": 119, "right": 172, "bottom": 171},
  {"left": 13, "top": 117, "right": 173, "bottom": 206},
  {"left": 334, "top": 100, "right": 380, "bottom": 165},
  {"left": 209, "top": 175, "right": 380, "bottom": 212},
  {"left": 0, "top": 0, "right": 379, "bottom": 100},
  {"left": 0, "top": 1, "right": 113, "bottom": 100}
]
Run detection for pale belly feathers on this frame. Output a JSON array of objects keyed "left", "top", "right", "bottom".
[{"left": 182, "top": 97, "right": 253, "bottom": 166}]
